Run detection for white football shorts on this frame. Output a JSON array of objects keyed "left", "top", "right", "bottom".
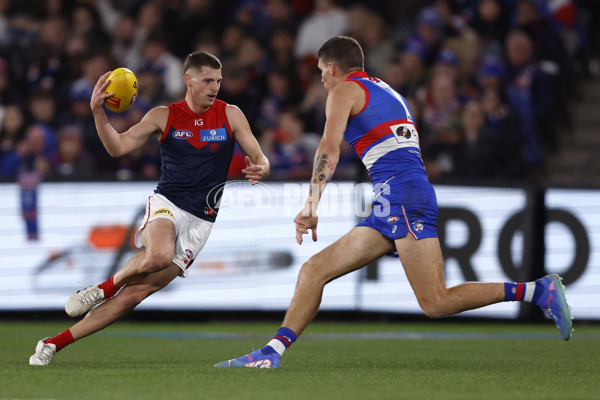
[{"left": 135, "top": 193, "right": 213, "bottom": 277}]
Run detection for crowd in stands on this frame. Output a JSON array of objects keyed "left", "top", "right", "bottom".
[{"left": 0, "top": 0, "right": 596, "bottom": 184}]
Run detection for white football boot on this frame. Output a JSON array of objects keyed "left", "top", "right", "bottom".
[
  {"left": 29, "top": 337, "right": 56, "bottom": 366},
  {"left": 65, "top": 284, "right": 105, "bottom": 317}
]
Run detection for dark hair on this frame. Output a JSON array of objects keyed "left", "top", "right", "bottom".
[
  {"left": 317, "top": 36, "right": 364, "bottom": 73},
  {"left": 183, "top": 51, "right": 222, "bottom": 73}
]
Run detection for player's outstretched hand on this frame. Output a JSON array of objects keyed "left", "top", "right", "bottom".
[
  {"left": 90, "top": 71, "right": 114, "bottom": 112},
  {"left": 294, "top": 205, "right": 318, "bottom": 245},
  {"left": 242, "top": 156, "right": 264, "bottom": 185}
]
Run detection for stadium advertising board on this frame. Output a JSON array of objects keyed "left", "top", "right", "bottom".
[{"left": 0, "top": 183, "right": 597, "bottom": 319}]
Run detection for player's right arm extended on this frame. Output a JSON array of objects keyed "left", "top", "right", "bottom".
[
  {"left": 92, "top": 107, "right": 166, "bottom": 157},
  {"left": 90, "top": 71, "right": 165, "bottom": 157}
]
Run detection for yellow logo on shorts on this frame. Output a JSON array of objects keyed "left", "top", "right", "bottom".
[{"left": 152, "top": 208, "right": 174, "bottom": 218}]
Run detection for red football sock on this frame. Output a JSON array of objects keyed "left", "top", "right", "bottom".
[
  {"left": 44, "top": 329, "right": 75, "bottom": 351},
  {"left": 98, "top": 275, "right": 122, "bottom": 298}
]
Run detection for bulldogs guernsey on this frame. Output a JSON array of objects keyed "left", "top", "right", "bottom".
[
  {"left": 344, "top": 71, "right": 426, "bottom": 185},
  {"left": 156, "top": 99, "right": 235, "bottom": 222}
]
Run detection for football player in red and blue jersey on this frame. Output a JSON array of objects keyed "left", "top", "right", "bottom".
[
  {"left": 29, "top": 52, "right": 270, "bottom": 365},
  {"left": 216, "top": 36, "right": 572, "bottom": 369}
]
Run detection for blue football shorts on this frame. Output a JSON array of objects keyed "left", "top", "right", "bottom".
[{"left": 357, "top": 177, "right": 439, "bottom": 243}]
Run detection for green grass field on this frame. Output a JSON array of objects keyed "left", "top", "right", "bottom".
[{"left": 1, "top": 319, "right": 599, "bottom": 400}]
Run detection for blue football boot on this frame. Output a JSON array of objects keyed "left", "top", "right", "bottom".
[
  {"left": 215, "top": 348, "right": 281, "bottom": 368},
  {"left": 536, "top": 274, "right": 573, "bottom": 340}
]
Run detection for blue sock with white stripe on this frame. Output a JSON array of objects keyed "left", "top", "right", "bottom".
[
  {"left": 261, "top": 327, "right": 297, "bottom": 356},
  {"left": 504, "top": 281, "right": 544, "bottom": 303}
]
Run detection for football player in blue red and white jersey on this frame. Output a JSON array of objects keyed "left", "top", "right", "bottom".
[
  {"left": 215, "top": 36, "right": 572, "bottom": 369},
  {"left": 29, "top": 52, "right": 270, "bottom": 365}
]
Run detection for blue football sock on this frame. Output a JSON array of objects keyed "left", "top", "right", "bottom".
[
  {"left": 263, "top": 327, "right": 297, "bottom": 356},
  {"left": 504, "top": 282, "right": 538, "bottom": 302},
  {"left": 273, "top": 327, "right": 297, "bottom": 347}
]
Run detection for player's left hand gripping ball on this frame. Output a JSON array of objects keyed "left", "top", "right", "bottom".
[{"left": 104, "top": 68, "right": 138, "bottom": 113}]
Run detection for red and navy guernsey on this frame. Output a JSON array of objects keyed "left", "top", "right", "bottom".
[{"left": 155, "top": 99, "right": 235, "bottom": 222}]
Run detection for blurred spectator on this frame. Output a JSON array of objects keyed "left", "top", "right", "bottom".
[
  {"left": 0, "top": 56, "right": 23, "bottom": 105},
  {"left": 398, "top": 38, "right": 427, "bottom": 98},
  {"left": 422, "top": 73, "right": 462, "bottom": 147},
  {"left": 63, "top": 53, "right": 118, "bottom": 177},
  {"left": 0, "top": 104, "right": 26, "bottom": 180},
  {"left": 433, "top": 0, "right": 468, "bottom": 38},
  {"left": 236, "top": 36, "right": 270, "bottom": 82},
  {"left": 63, "top": 33, "right": 91, "bottom": 79},
  {"left": 412, "top": 7, "right": 445, "bottom": 67},
  {"left": 258, "top": 67, "right": 301, "bottom": 131},
  {"left": 63, "top": 84, "right": 93, "bottom": 126},
  {"left": 220, "top": 24, "right": 246, "bottom": 64},
  {"left": 231, "top": 0, "right": 271, "bottom": 41},
  {"left": 453, "top": 100, "right": 503, "bottom": 179},
  {"left": 468, "top": 0, "right": 509, "bottom": 46},
  {"left": 298, "top": 73, "right": 328, "bottom": 134},
  {"left": 70, "top": 4, "right": 111, "bottom": 51},
  {"left": 346, "top": 5, "right": 396, "bottom": 77},
  {"left": 422, "top": 113, "right": 462, "bottom": 181},
  {"left": 218, "top": 62, "right": 262, "bottom": 134},
  {"left": 265, "top": 0, "right": 297, "bottom": 30},
  {"left": 433, "top": 48, "right": 460, "bottom": 81},
  {"left": 16, "top": 123, "right": 57, "bottom": 177},
  {"left": 136, "top": 69, "right": 170, "bottom": 106},
  {"left": 111, "top": 14, "right": 146, "bottom": 71},
  {"left": 269, "top": 27, "right": 297, "bottom": 74},
  {"left": 477, "top": 54, "right": 507, "bottom": 92},
  {"left": 27, "top": 16, "right": 71, "bottom": 101},
  {"left": 28, "top": 90, "right": 58, "bottom": 130},
  {"left": 137, "top": 1, "right": 165, "bottom": 37},
  {"left": 138, "top": 31, "right": 185, "bottom": 100},
  {"left": 261, "top": 106, "right": 320, "bottom": 180},
  {"left": 16, "top": 124, "right": 57, "bottom": 241},
  {"left": 504, "top": 29, "right": 554, "bottom": 166},
  {"left": 294, "top": 0, "right": 347, "bottom": 59},
  {"left": 542, "top": 0, "right": 583, "bottom": 60},
  {"left": 68, "top": 53, "right": 113, "bottom": 105},
  {"left": 165, "top": 0, "right": 218, "bottom": 59},
  {"left": 47, "top": 124, "right": 93, "bottom": 181},
  {"left": 382, "top": 57, "right": 406, "bottom": 93},
  {"left": 480, "top": 86, "right": 526, "bottom": 178},
  {"left": 439, "top": 45, "right": 481, "bottom": 100},
  {"left": 193, "top": 30, "right": 221, "bottom": 57},
  {"left": 6, "top": 12, "right": 40, "bottom": 91},
  {"left": 514, "top": 0, "right": 575, "bottom": 132}
]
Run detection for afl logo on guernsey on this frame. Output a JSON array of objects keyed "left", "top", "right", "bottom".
[{"left": 173, "top": 130, "right": 193, "bottom": 139}]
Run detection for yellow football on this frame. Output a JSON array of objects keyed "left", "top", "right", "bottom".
[{"left": 104, "top": 68, "right": 138, "bottom": 113}]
